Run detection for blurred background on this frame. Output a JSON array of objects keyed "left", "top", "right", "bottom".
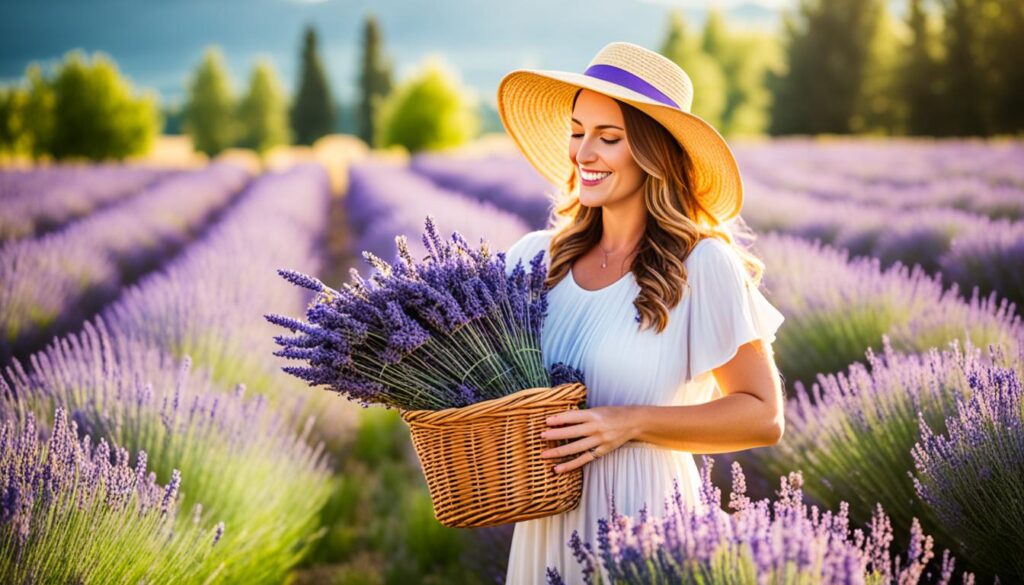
[{"left": 1, "top": 0, "right": 1022, "bottom": 584}]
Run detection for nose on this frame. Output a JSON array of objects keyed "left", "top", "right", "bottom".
[{"left": 575, "top": 137, "right": 599, "bottom": 167}]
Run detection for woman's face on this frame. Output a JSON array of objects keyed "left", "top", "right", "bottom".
[{"left": 569, "top": 89, "right": 647, "bottom": 209}]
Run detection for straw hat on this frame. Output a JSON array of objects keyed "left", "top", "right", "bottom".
[{"left": 497, "top": 41, "right": 743, "bottom": 223}]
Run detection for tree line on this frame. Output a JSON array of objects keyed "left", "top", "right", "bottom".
[{"left": 1, "top": 1, "right": 1019, "bottom": 162}]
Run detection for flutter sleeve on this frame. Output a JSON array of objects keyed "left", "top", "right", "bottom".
[{"left": 684, "top": 239, "right": 786, "bottom": 382}]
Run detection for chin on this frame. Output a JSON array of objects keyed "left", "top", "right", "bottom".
[{"left": 578, "top": 190, "right": 610, "bottom": 208}]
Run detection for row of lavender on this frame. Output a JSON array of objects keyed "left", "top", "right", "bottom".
[
  {"left": 409, "top": 148, "right": 1024, "bottom": 317},
  {"left": 0, "top": 164, "right": 342, "bottom": 582},
  {"left": 348, "top": 158, "right": 530, "bottom": 262},
  {"left": 0, "top": 164, "right": 176, "bottom": 242},
  {"left": 398, "top": 149, "right": 1024, "bottom": 583},
  {"left": 734, "top": 138, "right": 1024, "bottom": 221},
  {"left": 0, "top": 162, "right": 252, "bottom": 364},
  {"left": 738, "top": 175, "right": 1024, "bottom": 316}
]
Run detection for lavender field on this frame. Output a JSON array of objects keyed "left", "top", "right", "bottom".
[{"left": 1, "top": 137, "right": 1022, "bottom": 584}]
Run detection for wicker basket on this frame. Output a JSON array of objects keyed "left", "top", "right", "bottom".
[{"left": 400, "top": 382, "right": 587, "bottom": 528}]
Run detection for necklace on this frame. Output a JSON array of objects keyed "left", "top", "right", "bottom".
[{"left": 598, "top": 240, "right": 641, "bottom": 269}]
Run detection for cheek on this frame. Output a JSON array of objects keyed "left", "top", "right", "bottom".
[{"left": 611, "top": 147, "right": 641, "bottom": 178}]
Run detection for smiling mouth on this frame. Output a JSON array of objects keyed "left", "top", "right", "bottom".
[{"left": 580, "top": 170, "right": 611, "bottom": 186}]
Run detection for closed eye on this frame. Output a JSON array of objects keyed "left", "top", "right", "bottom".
[{"left": 570, "top": 133, "right": 621, "bottom": 144}]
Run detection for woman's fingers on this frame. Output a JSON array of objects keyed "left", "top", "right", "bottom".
[
  {"left": 540, "top": 434, "right": 601, "bottom": 461},
  {"left": 540, "top": 422, "right": 594, "bottom": 441}
]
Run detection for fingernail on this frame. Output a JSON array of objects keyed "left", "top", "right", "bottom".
[{"left": 553, "top": 466, "right": 562, "bottom": 473}]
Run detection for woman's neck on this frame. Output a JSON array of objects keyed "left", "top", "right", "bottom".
[{"left": 598, "top": 195, "right": 646, "bottom": 252}]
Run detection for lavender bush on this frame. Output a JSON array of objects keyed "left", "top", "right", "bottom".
[
  {"left": 346, "top": 159, "right": 530, "bottom": 264},
  {"left": 912, "top": 359, "right": 1024, "bottom": 582},
  {"left": 101, "top": 164, "right": 328, "bottom": 400},
  {"left": 939, "top": 220, "right": 1024, "bottom": 316},
  {"left": 547, "top": 456, "right": 967, "bottom": 585},
  {"left": 409, "top": 152, "right": 554, "bottom": 228},
  {"left": 739, "top": 179, "right": 1003, "bottom": 270},
  {"left": 268, "top": 216, "right": 581, "bottom": 411},
  {"left": 0, "top": 162, "right": 251, "bottom": 363},
  {"left": 744, "top": 335, "right": 1023, "bottom": 570},
  {"left": 2, "top": 316, "right": 335, "bottom": 583},
  {"left": 0, "top": 407, "right": 223, "bottom": 583},
  {"left": 0, "top": 163, "right": 172, "bottom": 242},
  {"left": 94, "top": 163, "right": 363, "bottom": 452},
  {"left": 756, "top": 233, "right": 1022, "bottom": 386},
  {"left": 733, "top": 139, "right": 1024, "bottom": 221}
]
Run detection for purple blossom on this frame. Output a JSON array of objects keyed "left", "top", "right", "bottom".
[
  {"left": 549, "top": 457, "right": 967, "bottom": 584},
  {"left": 269, "top": 216, "right": 563, "bottom": 411},
  {"left": 911, "top": 361, "right": 1024, "bottom": 581}
]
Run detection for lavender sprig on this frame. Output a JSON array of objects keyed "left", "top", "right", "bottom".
[{"left": 267, "top": 215, "right": 560, "bottom": 411}]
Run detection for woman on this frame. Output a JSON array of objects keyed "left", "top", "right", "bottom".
[{"left": 496, "top": 42, "right": 787, "bottom": 583}]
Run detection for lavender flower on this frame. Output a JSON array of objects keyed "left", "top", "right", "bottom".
[
  {"left": 911, "top": 360, "right": 1024, "bottom": 581},
  {"left": 0, "top": 164, "right": 173, "bottom": 243},
  {"left": 1, "top": 317, "right": 335, "bottom": 584},
  {"left": 547, "top": 457, "right": 967, "bottom": 585},
  {"left": 0, "top": 407, "right": 220, "bottom": 583},
  {"left": 268, "top": 215, "right": 560, "bottom": 411},
  {"left": 549, "top": 362, "right": 586, "bottom": 387},
  {"left": 0, "top": 162, "right": 251, "bottom": 363}
]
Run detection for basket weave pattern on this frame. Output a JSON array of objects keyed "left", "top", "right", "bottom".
[{"left": 400, "top": 383, "right": 587, "bottom": 528}]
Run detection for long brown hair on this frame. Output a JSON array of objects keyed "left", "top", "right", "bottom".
[{"left": 544, "top": 89, "right": 766, "bottom": 334}]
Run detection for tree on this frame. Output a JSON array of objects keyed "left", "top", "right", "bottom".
[
  {"left": 48, "top": 51, "right": 161, "bottom": 160},
  {"left": 357, "top": 13, "right": 394, "bottom": 147},
  {"left": 21, "top": 65, "right": 54, "bottom": 159},
  {"left": 290, "top": 25, "right": 335, "bottom": 145},
  {"left": 768, "top": 0, "right": 886, "bottom": 135},
  {"left": 939, "top": 0, "right": 989, "bottom": 135},
  {"left": 659, "top": 9, "right": 727, "bottom": 130},
  {"left": 985, "top": 0, "right": 1024, "bottom": 133},
  {"left": 375, "top": 56, "right": 479, "bottom": 152},
  {"left": 237, "top": 59, "right": 290, "bottom": 154},
  {"left": 851, "top": 6, "right": 906, "bottom": 134},
  {"left": 901, "top": 0, "right": 947, "bottom": 135},
  {"left": 697, "top": 8, "right": 777, "bottom": 136},
  {"left": 184, "top": 47, "right": 238, "bottom": 156},
  {"left": 0, "top": 86, "right": 26, "bottom": 156}
]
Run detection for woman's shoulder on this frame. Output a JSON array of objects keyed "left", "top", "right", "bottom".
[
  {"left": 503, "top": 228, "right": 556, "bottom": 270},
  {"left": 683, "top": 237, "right": 735, "bottom": 270}
]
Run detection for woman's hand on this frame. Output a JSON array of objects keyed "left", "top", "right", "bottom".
[{"left": 539, "top": 406, "right": 639, "bottom": 474}]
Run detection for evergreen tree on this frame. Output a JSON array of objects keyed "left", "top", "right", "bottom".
[
  {"left": 357, "top": 13, "right": 393, "bottom": 147},
  {"left": 901, "top": 0, "right": 946, "bottom": 135},
  {"left": 237, "top": 59, "right": 291, "bottom": 154},
  {"left": 851, "top": 5, "right": 905, "bottom": 134},
  {"left": 21, "top": 64, "right": 54, "bottom": 160},
  {"left": 768, "top": 0, "right": 885, "bottom": 135},
  {"left": 184, "top": 47, "right": 238, "bottom": 156},
  {"left": 290, "top": 25, "right": 335, "bottom": 145},
  {"left": 723, "top": 32, "right": 779, "bottom": 136},
  {"left": 375, "top": 56, "right": 479, "bottom": 152},
  {"left": 0, "top": 86, "right": 25, "bottom": 156},
  {"left": 659, "top": 9, "right": 727, "bottom": 130},
  {"left": 939, "top": 0, "right": 989, "bottom": 135},
  {"left": 49, "top": 51, "right": 161, "bottom": 160},
  {"left": 987, "top": 0, "right": 1024, "bottom": 133}
]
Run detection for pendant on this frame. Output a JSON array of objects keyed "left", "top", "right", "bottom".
[{"left": 601, "top": 254, "right": 608, "bottom": 269}]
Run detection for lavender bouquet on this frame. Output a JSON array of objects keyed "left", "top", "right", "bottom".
[{"left": 266, "top": 216, "right": 583, "bottom": 411}]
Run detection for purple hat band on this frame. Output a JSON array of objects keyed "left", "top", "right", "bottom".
[{"left": 582, "top": 64, "right": 681, "bottom": 110}]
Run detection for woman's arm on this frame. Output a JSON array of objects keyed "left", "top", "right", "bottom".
[
  {"left": 629, "top": 338, "right": 784, "bottom": 453},
  {"left": 540, "top": 338, "right": 784, "bottom": 473}
]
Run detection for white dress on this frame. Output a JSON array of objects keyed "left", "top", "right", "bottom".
[{"left": 502, "top": 229, "right": 786, "bottom": 585}]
